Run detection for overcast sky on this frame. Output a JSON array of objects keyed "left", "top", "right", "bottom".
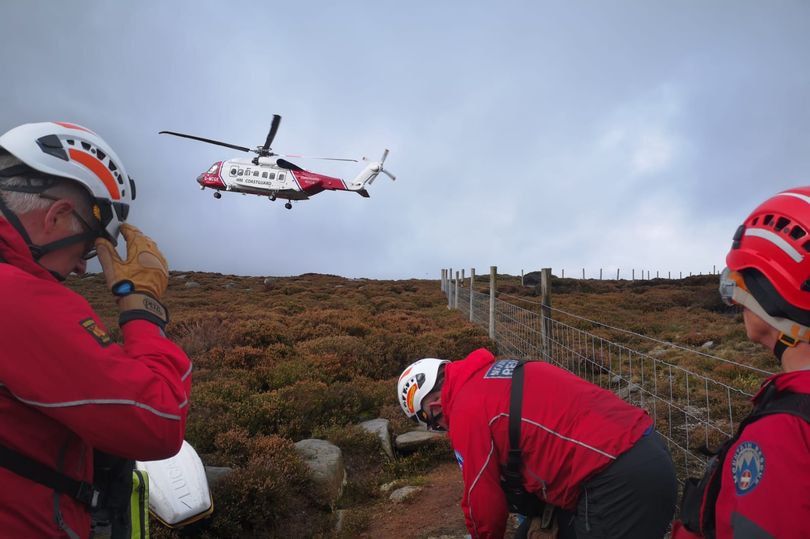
[{"left": 2, "top": 1, "right": 809, "bottom": 279}]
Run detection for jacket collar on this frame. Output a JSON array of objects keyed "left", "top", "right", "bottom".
[
  {"left": 0, "top": 219, "right": 58, "bottom": 282},
  {"left": 441, "top": 348, "right": 497, "bottom": 429}
]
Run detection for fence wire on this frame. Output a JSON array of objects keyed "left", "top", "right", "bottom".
[{"left": 442, "top": 279, "right": 764, "bottom": 482}]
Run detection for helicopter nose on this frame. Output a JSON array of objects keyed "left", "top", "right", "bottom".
[{"left": 196, "top": 174, "right": 205, "bottom": 185}]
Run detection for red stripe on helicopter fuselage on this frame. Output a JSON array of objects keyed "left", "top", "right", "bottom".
[{"left": 291, "top": 170, "right": 347, "bottom": 194}]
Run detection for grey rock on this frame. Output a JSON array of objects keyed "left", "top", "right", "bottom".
[
  {"left": 394, "top": 430, "right": 445, "bottom": 451},
  {"left": 334, "top": 509, "right": 347, "bottom": 534},
  {"left": 359, "top": 418, "right": 394, "bottom": 459},
  {"left": 184, "top": 281, "right": 201, "bottom": 289},
  {"left": 263, "top": 277, "right": 276, "bottom": 285},
  {"left": 616, "top": 383, "right": 641, "bottom": 400},
  {"left": 204, "top": 465, "right": 233, "bottom": 486},
  {"left": 175, "top": 274, "right": 188, "bottom": 280},
  {"left": 389, "top": 485, "right": 421, "bottom": 503},
  {"left": 294, "top": 439, "right": 346, "bottom": 508},
  {"left": 701, "top": 341, "right": 715, "bottom": 349},
  {"left": 380, "top": 480, "right": 399, "bottom": 494},
  {"left": 224, "top": 281, "right": 238, "bottom": 289}
]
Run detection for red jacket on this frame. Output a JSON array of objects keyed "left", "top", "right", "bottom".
[
  {"left": 713, "top": 370, "right": 810, "bottom": 538},
  {"left": 442, "top": 348, "right": 652, "bottom": 539},
  {"left": 0, "top": 220, "right": 192, "bottom": 538}
]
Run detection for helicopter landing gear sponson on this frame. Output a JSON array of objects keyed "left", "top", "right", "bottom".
[
  {"left": 213, "top": 191, "right": 222, "bottom": 199},
  {"left": 285, "top": 202, "right": 292, "bottom": 210}
]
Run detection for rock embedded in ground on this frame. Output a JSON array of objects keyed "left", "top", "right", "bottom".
[
  {"left": 204, "top": 465, "right": 233, "bottom": 486},
  {"left": 394, "top": 429, "right": 445, "bottom": 452},
  {"left": 359, "top": 418, "right": 394, "bottom": 459},
  {"left": 389, "top": 485, "right": 421, "bottom": 503},
  {"left": 184, "top": 281, "right": 201, "bottom": 289},
  {"left": 294, "top": 439, "right": 347, "bottom": 508}
]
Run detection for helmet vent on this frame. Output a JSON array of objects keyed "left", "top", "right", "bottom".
[
  {"left": 790, "top": 227, "right": 807, "bottom": 241},
  {"left": 775, "top": 217, "right": 790, "bottom": 232},
  {"left": 752, "top": 217, "right": 759, "bottom": 225},
  {"left": 96, "top": 149, "right": 106, "bottom": 161},
  {"left": 108, "top": 161, "right": 117, "bottom": 172},
  {"left": 81, "top": 142, "right": 92, "bottom": 151},
  {"left": 66, "top": 139, "right": 75, "bottom": 146},
  {"left": 803, "top": 240, "right": 810, "bottom": 253},
  {"left": 802, "top": 279, "right": 810, "bottom": 292},
  {"left": 763, "top": 214, "right": 774, "bottom": 226}
]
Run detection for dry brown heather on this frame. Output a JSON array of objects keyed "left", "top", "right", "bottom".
[{"left": 64, "top": 271, "right": 771, "bottom": 538}]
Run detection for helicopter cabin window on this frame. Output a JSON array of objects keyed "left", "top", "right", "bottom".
[
  {"left": 230, "top": 167, "right": 237, "bottom": 176},
  {"left": 237, "top": 169, "right": 243, "bottom": 176},
  {"left": 278, "top": 173, "right": 285, "bottom": 182},
  {"left": 262, "top": 172, "right": 268, "bottom": 179},
  {"left": 268, "top": 172, "right": 275, "bottom": 180},
  {"left": 253, "top": 170, "right": 260, "bottom": 177}
]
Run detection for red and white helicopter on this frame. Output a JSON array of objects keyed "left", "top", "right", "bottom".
[{"left": 160, "top": 115, "right": 395, "bottom": 209}]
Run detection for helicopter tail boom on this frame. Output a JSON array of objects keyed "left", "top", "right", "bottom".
[{"left": 347, "top": 149, "right": 395, "bottom": 192}]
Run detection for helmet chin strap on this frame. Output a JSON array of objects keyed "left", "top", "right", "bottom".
[
  {"left": 0, "top": 194, "right": 94, "bottom": 281},
  {"left": 732, "top": 285, "right": 810, "bottom": 364}
]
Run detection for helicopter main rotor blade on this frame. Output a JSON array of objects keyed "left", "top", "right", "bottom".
[
  {"left": 278, "top": 153, "right": 358, "bottom": 162},
  {"left": 262, "top": 114, "right": 282, "bottom": 152},
  {"left": 159, "top": 131, "right": 252, "bottom": 153}
]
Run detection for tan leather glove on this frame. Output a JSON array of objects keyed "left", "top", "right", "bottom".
[{"left": 96, "top": 224, "right": 170, "bottom": 329}]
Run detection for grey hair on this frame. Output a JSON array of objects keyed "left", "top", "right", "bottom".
[{"left": 0, "top": 152, "right": 89, "bottom": 233}]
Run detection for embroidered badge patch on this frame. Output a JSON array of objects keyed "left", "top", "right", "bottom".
[
  {"left": 484, "top": 359, "right": 520, "bottom": 379},
  {"left": 731, "top": 441, "right": 765, "bottom": 496},
  {"left": 80, "top": 318, "right": 111, "bottom": 347},
  {"left": 454, "top": 449, "right": 464, "bottom": 470}
]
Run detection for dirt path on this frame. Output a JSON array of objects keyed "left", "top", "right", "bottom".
[{"left": 361, "top": 461, "right": 469, "bottom": 539}]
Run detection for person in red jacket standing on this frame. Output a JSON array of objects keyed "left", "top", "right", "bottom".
[
  {"left": 0, "top": 122, "right": 192, "bottom": 538},
  {"left": 398, "top": 348, "right": 677, "bottom": 539},
  {"left": 672, "top": 186, "right": 810, "bottom": 539}
]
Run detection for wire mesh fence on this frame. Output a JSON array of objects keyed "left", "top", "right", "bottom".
[{"left": 447, "top": 279, "right": 769, "bottom": 483}]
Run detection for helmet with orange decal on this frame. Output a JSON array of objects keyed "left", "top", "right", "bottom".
[
  {"left": 397, "top": 358, "right": 449, "bottom": 428},
  {"left": 722, "top": 186, "right": 810, "bottom": 362},
  {"left": 0, "top": 122, "right": 135, "bottom": 259}
]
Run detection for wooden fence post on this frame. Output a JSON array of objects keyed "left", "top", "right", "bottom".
[
  {"left": 600, "top": 268, "right": 603, "bottom": 280},
  {"left": 562, "top": 268, "right": 565, "bottom": 278},
  {"left": 489, "top": 266, "right": 497, "bottom": 340},
  {"left": 632, "top": 269, "right": 635, "bottom": 280},
  {"left": 617, "top": 268, "right": 620, "bottom": 280},
  {"left": 454, "top": 271, "right": 459, "bottom": 309},
  {"left": 447, "top": 267, "right": 453, "bottom": 309},
  {"left": 469, "top": 268, "right": 475, "bottom": 322},
  {"left": 461, "top": 269, "right": 465, "bottom": 285},
  {"left": 582, "top": 268, "right": 585, "bottom": 279},
  {"left": 540, "top": 268, "right": 552, "bottom": 358},
  {"left": 521, "top": 269, "right": 524, "bottom": 287},
  {"left": 441, "top": 269, "right": 445, "bottom": 292}
]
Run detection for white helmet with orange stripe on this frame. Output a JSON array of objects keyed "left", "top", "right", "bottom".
[
  {"left": 0, "top": 121, "right": 135, "bottom": 247},
  {"left": 397, "top": 358, "right": 449, "bottom": 427}
]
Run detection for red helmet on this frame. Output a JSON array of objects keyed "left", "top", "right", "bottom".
[{"left": 726, "top": 186, "right": 810, "bottom": 323}]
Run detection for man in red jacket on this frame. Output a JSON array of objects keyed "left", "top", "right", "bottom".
[
  {"left": 672, "top": 186, "right": 810, "bottom": 539},
  {"left": 398, "top": 348, "right": 677, "bottom": 539},
  {"left": 0, "top": 122, "right": 191, "bottom": 538}
]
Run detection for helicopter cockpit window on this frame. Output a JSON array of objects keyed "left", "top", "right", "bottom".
[
  {"left": 262, "top": 172, "right": 268, "bottom": 178},
  {"left": 237, "top": 169, "right": 244, "bottom": 176},
  {"left": 230, "top": 168, "right": 237, "bottom": 176},
  {"left": 207, "top": 164, "right": 218, "bottom": 174}
]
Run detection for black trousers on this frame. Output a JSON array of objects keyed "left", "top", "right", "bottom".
[{"left": 516, "top": 431, "right": 677, "bottom": 539}]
